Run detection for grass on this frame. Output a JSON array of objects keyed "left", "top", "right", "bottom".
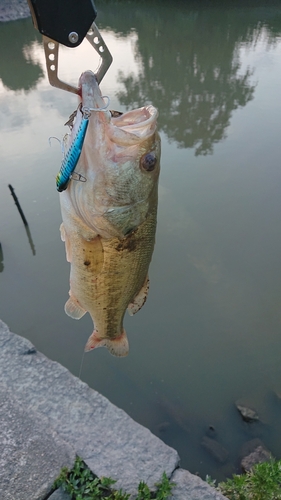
[
  {"left": 207, "top": 458, "right": 281, "bottom": 500},
  {"left": 54, "top": 455, "right": 281, "bottom": 499},
  {"left": 53, "top": 456, "right": 175, "bottom": 500}
]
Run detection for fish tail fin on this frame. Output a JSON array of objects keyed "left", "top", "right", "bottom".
[{"left": 84, "top": 329, "right": 129, "bottom": 357}]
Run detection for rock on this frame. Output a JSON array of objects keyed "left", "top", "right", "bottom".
[
  {"left": 240, "top": 438, "right": 265, "bottom": 458},
  {"left": 0, "top": 320, "right": 179, "bottom": 498},
  {"left": 0, "top": 318, "right": 226, "bottom": 500},
  {"left": 241, "top": 445, "right": 272, "bottom": 472},
  {"left": 158, "top": 421, "right": 171, "bottom": 433},
  {"left": 49, "top": 489, "right": 72, "bottom": 500},
  {"left": 201, "top": 437, "right": 229, "bottom": 464},
  {"left": 274, "top": 390, "right": 281, "bottom": 401},
  {"left": 167, "top": 468, "right": 228, "bottom": 500},
  {"left": 206, "top": 425, "right": 216, "bottom": 438},
  {"left": 236, "top": 403, "right": 259, "bottom": 422},
  {"left": 21, "top": 346, "right": 37, "bottom": 355},
  {"left": 0, "top": 383, "right": 75, "bottom": 500},
  {"left": 0, "top": 0, "right": 31, "bottom": 22},
  {"left": 157, "top": 396, "right": 191, "bottom": 434}
]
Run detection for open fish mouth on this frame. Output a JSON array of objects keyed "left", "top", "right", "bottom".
[
  {"left": 110, "top": 105, "right": 158, "bottom": 141},
  {"left": 78, "top": 70, "right": 158, "bottom": 145}
]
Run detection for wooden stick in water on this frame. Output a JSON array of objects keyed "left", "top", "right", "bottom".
[
  {"left": 8, "top": 184, "right": 28, "bottom": 227},
  {"left": 8, "top": 184, "right": 36, "bottom": 255}
]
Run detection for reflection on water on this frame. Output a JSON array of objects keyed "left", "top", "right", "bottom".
[
  {"left": 1, "top": 0, "right": 281, "bottom": 482},
  {"left": 116, "top": 6, "right": 256, "bottom": 155},
  {"left": 0, "top": 243, "right": 3, "bottom": 273},
  {"left": 0, "top": 18, "right": 43, "bottom": 91},
  {"left": 99, "top": 1, "right": 281, "bottom": 155}
]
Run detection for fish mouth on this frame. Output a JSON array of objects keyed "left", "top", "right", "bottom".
[
  {"left": 111, "top": 105, "right": 158, "bottom": 142},
  {"left": 79, "top": 70, "right": 158, "bottom": 145},
  {"left": 79, "top": 70, "right": 107, "bottom": 111}
]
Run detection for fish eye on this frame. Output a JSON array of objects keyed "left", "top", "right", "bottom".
[{"left": 140, "top": 152, "right": 157, "bottom": 172}]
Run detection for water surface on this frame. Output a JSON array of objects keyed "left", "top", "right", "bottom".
[{"left": 1, "top": 0, "right": 281, "bottom": 481}]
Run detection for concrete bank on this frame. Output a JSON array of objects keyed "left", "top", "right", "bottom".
[
  {"left": 0, "top": 0, "right": 31, "bottom": 22},
  {"left": 0, "top": 320, "right": 227, "bottom": 500}
]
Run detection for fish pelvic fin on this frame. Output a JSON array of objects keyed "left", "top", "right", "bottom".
[
  {"left": 65, "top": 295, "right": 86, "bottom": 320},
  {"left": 85, "top": 329, "right": 129, "bottom": 357},
  {"left": 127, "top": 275, "right": 150, "bottom": 316}
]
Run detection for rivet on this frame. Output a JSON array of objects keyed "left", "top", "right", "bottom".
[{"left": 68, "top": 32, "right": 79, "bottom": 44}]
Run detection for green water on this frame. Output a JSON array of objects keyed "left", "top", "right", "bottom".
[{"left": 1, "top": 0, "right": 281, "bottom": 481}]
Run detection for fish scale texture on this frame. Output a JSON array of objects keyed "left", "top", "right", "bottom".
[{"left": 0, "top": 320, "right": 227, "bottom": 499}]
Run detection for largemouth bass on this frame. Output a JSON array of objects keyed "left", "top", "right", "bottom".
[{"left": 59, "top": 70, "right": 160, "bottom": 357}]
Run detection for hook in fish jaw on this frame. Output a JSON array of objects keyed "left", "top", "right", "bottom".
[
  {"left": 64, "top": 109, "right": 78, "bottom": 129},
  {"left": 81, "top": 107, "right": 92, "bottom": 119},
  {"left": 70, "top": 172, "right": 87, "bottom": 183},
  {"left": 43, "top": 22, "right": 112, "bottom": 95},
  {"left": 81, "top": 95, "right": 111, "bottom": 114}
]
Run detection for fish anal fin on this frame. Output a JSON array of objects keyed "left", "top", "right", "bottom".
[
  {"left": 127, "top": 275, "right": 150, "bottom": 316},
  {"left": 85, "top": 329, "right": 129, "bottom": 357},
  {"left": 65, "top": 294, "right": 86, "bottom": 320},
  {"left": 60, "top": 223, "right": 72, "bottom": 262}
]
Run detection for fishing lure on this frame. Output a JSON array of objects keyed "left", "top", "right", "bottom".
[{"left": 56, "top": 106, "right": 91, "bottom": 192}]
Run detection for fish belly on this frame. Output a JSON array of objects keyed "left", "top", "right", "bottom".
[{"left": 65, "top": 206, "right": 157, "bottom": 355}]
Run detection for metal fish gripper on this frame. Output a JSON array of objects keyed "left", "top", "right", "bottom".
[{"left": 27, "top": 0, "right": 113, "bottom": 94}]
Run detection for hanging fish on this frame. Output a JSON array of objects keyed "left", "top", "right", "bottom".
[{"left": 59, "top": 70, "right": 160, "bottom": 356}]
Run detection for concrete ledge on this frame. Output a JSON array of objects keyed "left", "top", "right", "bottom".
[
  {"left": 0, "top": 384, "right": 75, "bottom": 500},
  {"left": 0, "top": 0, "right": 31, "bottom": 22},
  {"left": 0, "top": 320, "right": 227, "bottom": 499},
  {"left": 49, "top": 489, "right": 71, "bottom": 500},
  {"left": 169, "top": 469, "right": 227, "bottom": 500}
]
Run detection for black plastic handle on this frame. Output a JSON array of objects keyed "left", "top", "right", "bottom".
[{"left": 27, "top": 0, "right": 97, "bottom": 47}]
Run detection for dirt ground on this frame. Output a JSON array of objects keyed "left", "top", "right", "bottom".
[{"left": 0, "top": 0, "right": 31, "bottom": 22}]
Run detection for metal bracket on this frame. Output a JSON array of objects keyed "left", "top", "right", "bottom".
[{"left": 43, "top": 22, "right": 113, "bottom": 94}]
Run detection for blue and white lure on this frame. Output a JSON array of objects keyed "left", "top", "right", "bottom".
[{"left": 55, "top": 105, "right": 91, "bottom": 192}]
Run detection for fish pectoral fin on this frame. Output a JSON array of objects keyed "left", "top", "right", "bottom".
[
  {"left": 60, "top": 223, "right": 66, "bottom": 242},
  {"left": 127, "top": 275, "right": 150, "bottom": 316},
  {"left": 60, "top": 223, "right": 72, "bottom": 262},
  {"left": 64, "top": 295, "right": 86, "bottom": 320},
  {"left": 85, "top": 329, "right": 129, "bottom": 357}
]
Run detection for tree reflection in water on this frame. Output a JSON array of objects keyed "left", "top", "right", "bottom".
[
  {"left": 99, "top": 1, "right": 281, "bottom": 155},
  {"left": 0, "top": 17, "right": 43, "bottom": 92}
]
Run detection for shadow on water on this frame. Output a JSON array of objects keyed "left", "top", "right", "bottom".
[
  {"left": 0, "top": 17, "right": 43, "bottom": 91},
  {"left": 99, "top": 0, "right": 281, "bottom": 155}
]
